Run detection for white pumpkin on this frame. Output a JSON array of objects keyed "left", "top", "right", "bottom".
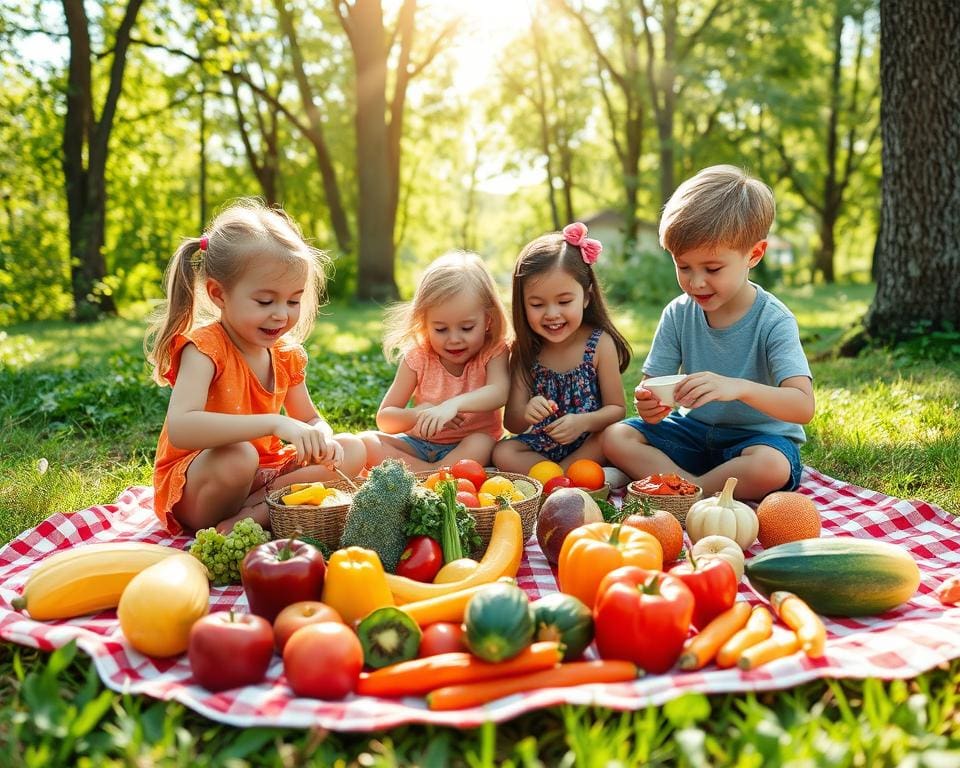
[
  {"left": 691, "top": 534, "right": 746, "bottom": 581},
  {"left": 685, "top": 477, "right": 758, "bottom": 550}
]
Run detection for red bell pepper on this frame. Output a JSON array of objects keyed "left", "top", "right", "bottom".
[
  {"left": 396, "top": 536, "right": 444, "bottom": 582},
  {"left": 593, "top": 566, "right": 694, "bottom": 674},
  {"left": 668, "top": 555, "right": 738, "bottom": 631}
]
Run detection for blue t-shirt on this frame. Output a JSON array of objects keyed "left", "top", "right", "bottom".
[{"left": 643, "top": 284, "right": 812, "bottom": 443}]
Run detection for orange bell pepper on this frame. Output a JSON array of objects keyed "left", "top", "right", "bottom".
[{"left": 558, "top": 522, "right": 663, "bottom": 607}]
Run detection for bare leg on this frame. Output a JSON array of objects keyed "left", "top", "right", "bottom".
[
  {"left": 602, "top": 422, "right": 689, "bottom": 480},
  {"left": 359, "top": 431, "right": 437, "bottom": 472},
  {"left": 173, "top": 442, "right": 259, "bottom": 533},
  {"left": 492, "top": 439, "right": 547, "bottom": 474},
  {"left": 694, "top": 445, "right": 791, "bottom": 501},
  {"left": 558, "top": 433, "right": 607, "bottom": 470},
  {"left": 429, "top": 433, "right": 496, "bottom": 469}
]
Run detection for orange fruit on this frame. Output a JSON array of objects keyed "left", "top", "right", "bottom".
[
  {"left": 756, "top": 492, "right": 822, "bottom": 549},
  {"left": 528, "top": 460, "right": 564, "bottom": 485},
  {"left": 566, "top": 459, "right": 606, "bottom": 491},
  {"left": 623, "top": 509, "right": 683, "bottom": 563}
]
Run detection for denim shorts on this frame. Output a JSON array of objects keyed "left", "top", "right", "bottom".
[
  {"left": 622, "top": 414, "right": 804, "bottom": 491},
  {"left": 397, "top": 434, "right": 458, "bottom": 463}
]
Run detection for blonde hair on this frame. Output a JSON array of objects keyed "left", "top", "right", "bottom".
[
  {"left": 659, "top": 165, "right": 775, "bottom": 256},
  {"left": 145, "top": 198, "right": 329, "bottom": 385},
  {"left": 382, "top": 251, "right": 510, "bottom": 364}
]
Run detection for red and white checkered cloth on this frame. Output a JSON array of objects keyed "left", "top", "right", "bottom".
[{"left": 1, "top": 467, "right": 958, "bottom": 730}]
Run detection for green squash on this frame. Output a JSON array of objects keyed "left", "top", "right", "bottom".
[
  {"left": 531, "top": 592, "right": 594, "bottom": 660},
  {"left": 464, "top": 583, "right": 534, "bottom": 662}
]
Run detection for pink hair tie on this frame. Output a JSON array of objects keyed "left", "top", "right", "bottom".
[
  {"left": 562, "top": 222, "right": 602, "bottom": 265},
  {"left": 199, "top": 236, "right": 209, "bottom": 252}
]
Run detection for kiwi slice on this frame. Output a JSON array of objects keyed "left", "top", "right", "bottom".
[{"left": 357, "top": 607, "right": 422, "bottom": 669}]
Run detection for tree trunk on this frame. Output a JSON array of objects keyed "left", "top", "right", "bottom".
[
  {"left": 866, "top": 0, "right": 960, "bottom": 339},
  {"left": 61, "top": 0, "right": 143, "bottom": 320},
  {"left": 351, "top": 0, "right": 397, "bottom": 301}
]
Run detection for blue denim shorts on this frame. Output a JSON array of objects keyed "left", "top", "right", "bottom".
[
  {"left": 622, "top": 414, "right": 803, "bottom": 491},
  {"left": 397, "top": 435, "right": 458, "bottom": 463}
]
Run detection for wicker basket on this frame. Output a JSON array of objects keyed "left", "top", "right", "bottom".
[
  {"left": 265, "top": 480, "right": 359, "bottom": 549},
  {"left": 625, "top": 481, "right": 703, "bottom": 526},
  {"left": 415, "top": 471, "right": 543, "bottom": 551}
]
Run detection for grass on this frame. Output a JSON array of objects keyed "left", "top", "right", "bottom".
[{"left": 1, "top": 283, "right": 959, "bottom": 765}]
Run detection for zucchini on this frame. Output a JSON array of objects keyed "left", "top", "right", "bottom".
[{"left": 745, "top": 537, "right": 921, "bottom": 617}]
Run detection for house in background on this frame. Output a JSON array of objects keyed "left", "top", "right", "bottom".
[{"left": 581, "top": 209, "right": 661, "bottom": 256}]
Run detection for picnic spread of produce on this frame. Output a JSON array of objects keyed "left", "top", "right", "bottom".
[{"left": 7, "top": 456, "right": 944, "bottom": 714}]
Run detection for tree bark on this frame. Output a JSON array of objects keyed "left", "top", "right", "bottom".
[
  {"left": 866, "top": 0, "right": 960, "bottom": 339},
  {"left": 61, "top": 0, "right": 143, "bottom": 320}
]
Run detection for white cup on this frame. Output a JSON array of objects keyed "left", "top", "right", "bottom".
[{"left": 639, "top": 374, "right": 688, "bottom": 408}]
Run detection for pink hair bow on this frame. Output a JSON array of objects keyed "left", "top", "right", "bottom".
[{"left": 562, "top": 222, "right": 602, "bottom": 265}]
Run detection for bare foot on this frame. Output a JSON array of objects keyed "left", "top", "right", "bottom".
[{"left": 215, "top": 501, "right": 271, "bottom": 534}]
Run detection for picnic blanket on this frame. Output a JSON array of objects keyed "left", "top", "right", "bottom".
[{"left": 1, "top": 467, "right": 959, "bottom": 730}]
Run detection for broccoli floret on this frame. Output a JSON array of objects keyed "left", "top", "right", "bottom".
[{"left": 340, "top": 458, "right": 415, "bottom": 572}]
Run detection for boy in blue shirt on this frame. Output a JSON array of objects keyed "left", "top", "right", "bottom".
[{"left": 603, "top": 165, "right": 815, "bottom": 501}]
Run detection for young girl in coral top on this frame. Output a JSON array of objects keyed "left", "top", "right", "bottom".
[
  {"left": 360, "top": 251, "right": 511, "bottom": 471},
  {"left": 493, "top": 222, "right": 632, "bottom": 473},
  {"left": 146, "top": 200, "right": 365, "bottom": 534}
]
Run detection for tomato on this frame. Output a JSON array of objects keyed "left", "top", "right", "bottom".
[
  {"left": 395, "top": 535, "right": 444, "bottom": 582},
  {"left": 240, "top": 538, "right": 327, "bottom": 623},
  {"left": 455, "top": 478, "right": 478, "bottom": 494},
  {"left": 283, "top": 622, "right": 363, "bottom": 699},
  {"left": 456, "top": 490, "right": 480, "bottom": 508},
  {"left": 188, "top": 611, "right": 274, "bottom": 692},
  {"left": 273, "top": 600, "right": 343, "bottom": 653},
  {"left": 451, "top": 459, "right": 487, "bottom": 492},
  {"left": 419, "top": 622, "right": 466, "bottom": 656},
  {"left": 593, "top": 566, "right": 694, "bottom": 674}
]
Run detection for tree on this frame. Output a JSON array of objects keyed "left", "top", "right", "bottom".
[
  {"left": 61, "top": 0, "right": 144, "bottom": 320},
  {"left": 864, "top": 0, "right": 960, "bottom": 339}
]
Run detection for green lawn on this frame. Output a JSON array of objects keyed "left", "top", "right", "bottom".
[{"left": 1, "top": 284, "right": 959, "bottom": 765}]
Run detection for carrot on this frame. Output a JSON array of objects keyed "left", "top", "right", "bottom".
[
  {"left": 677, "top": 601, "right": 752, "bottom": 670},
  {"left": 355, "top": 641, "right": 562, "bottom": 698},
  {"left": 737, "top": 630, "right": 802, "bottom": 670},
  {"left": 397, "top": 579, "right": 513, "bottom": 626},
  {"left": 770, "top": 591, "right": 827, "bottom": 658},
  {"left": 715, "top": 605, "right": 773, "bottom": 669},
  {"left": 426, "top": 660, "right": 638, "bottom": 711}
]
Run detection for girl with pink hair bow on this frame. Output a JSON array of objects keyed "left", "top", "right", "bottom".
[{"left": 493, "top": 223, "right": 632, "bottom": 473}]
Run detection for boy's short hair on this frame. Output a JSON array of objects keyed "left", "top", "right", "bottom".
[{"left": 659, "top": 165, "right": 775, "bottom": 256}]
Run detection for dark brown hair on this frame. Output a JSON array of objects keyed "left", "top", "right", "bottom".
[{"left": 510, "top": 233, "right": 631, "bottom": 391}]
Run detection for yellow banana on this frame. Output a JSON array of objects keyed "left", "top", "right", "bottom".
[{"left": 11, "top": 542, "right": 183, "bottom": 621}]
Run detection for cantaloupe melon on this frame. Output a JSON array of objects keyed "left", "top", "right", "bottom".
[{"left": 756, "top": 491, "right": 821, "bottom": 549}]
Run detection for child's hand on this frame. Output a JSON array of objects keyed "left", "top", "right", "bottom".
[
  {"left": 524, "top": 396, "right": 558, "bottom": 425},
  {"left": 634, "top": 387, "right": 672, "bottom": 424},
  {"left": 415, "top": 401, "right": 460, "bottom": 440},
  {"left": 674, "top": 372, "right": 741, "bottom": 409},
  {"left": 543, "top": 413, "right": 585, "bottom": 445},
  {"left": 276, "top": 418, "right": 337, "bottom": 465}
]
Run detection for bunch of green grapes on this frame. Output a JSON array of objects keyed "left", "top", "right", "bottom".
[{"left": 189, "top": 518, "right": 270, "bottom": 585}]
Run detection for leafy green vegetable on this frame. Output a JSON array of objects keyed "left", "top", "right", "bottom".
[{"left": 404, "top": 483, "right": 481, "bottom": 559}]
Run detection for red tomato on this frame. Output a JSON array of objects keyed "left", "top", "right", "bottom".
[
  {"left": 668, "top": 557, "right": 738, "bottom": 630},
  {"left": 451, "top": 459, "right": 487, "bottom": 493},
  {"left": 188, "top": 611, "right": 274, "bottom": 692},
  {"left": 543, "top": 476, "right": 574, "bottom": 496},
  {"left": 273, "top": 600, "right": 343, "bottom": 653},
  {"left": 283, "top": 622, "right": 363, "bottom": 699},
  {"left": 419, "top": 622, "right": 466, "bottom": 656},
  {"left": 456, "top": 490, "right": 480, "bottom": 508},
  {"left": 593, "top": 566, "right": 694, "bottom": 674},
  {"left": 455, "top": 478, "right": 478, "bottom": 494},
  {"left": 395, "top": 536, "right": 444, "bottom": 582}
]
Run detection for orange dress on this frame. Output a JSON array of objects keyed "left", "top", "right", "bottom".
[{"left": 152, "top": 323, "right": 307, "bottom": 533}]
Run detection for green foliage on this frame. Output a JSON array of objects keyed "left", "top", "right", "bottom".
[
  {"left": 598, "top": 246, "right": 682, "bottom": 308},
  {"left": 891, "top": 322, "right": 960, "bottom": 364}
]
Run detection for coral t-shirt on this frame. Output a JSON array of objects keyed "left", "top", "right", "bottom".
[
  {"left": 152, "top": 323, "right": 307, "bottom": 533},
  {"left": 402, "top": 341, "right": 507, "bottom": 444}
]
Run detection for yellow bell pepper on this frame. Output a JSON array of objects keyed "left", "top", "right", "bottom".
[
  {"left": 282, "top": 483, "right": 331, "bottom": 505},
  {"left": 321, "top": 547, "right": 395, "bottom": 625}
]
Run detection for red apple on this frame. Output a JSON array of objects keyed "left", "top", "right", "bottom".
[
  {"left": 543, "top": 476, "right": 574, "bottom": 496},
  {"left": 188, "top": 611, "right": 274, "bottom": 692},
  {"left": 273, "top": 600, "right": 343, "bottom": 653},
  {"left": 241, "top": 538, "right": 327, "bottom": 623}
]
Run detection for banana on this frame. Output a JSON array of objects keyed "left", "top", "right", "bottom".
[{"left": 10, "top": 541, "right": 184, "bottom": 621}]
